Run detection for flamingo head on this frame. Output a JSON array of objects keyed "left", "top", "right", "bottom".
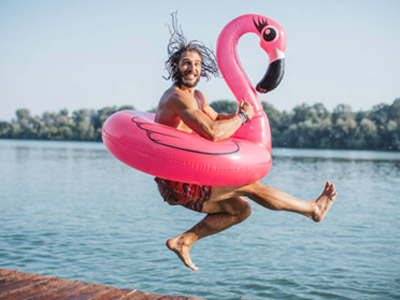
[{"left": 253, "top": 16, "right": 286, "bottom": 93}]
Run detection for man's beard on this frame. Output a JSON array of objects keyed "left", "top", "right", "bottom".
[{"left": 176, "top": 70, "right": 200, "bottom": 88}]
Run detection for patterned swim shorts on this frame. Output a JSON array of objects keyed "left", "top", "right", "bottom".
[{"left": 154, "top": 177, "right": 212, "bottom": 212}]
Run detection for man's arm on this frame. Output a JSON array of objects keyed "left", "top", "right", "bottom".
[
  {"left": 203, "top": 101, "right": 236, "bottom": 121},
  {"left": 203, "top": 103, "right": 238, "bottom": 121},
  {"left": 202, "top": 94, "right": 250, "bottom": 122},
  {"left": 168, "top": 91, "right": 254, "bottom": 142}
]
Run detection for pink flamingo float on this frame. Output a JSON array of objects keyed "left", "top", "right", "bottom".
[{"left": 102, "top": 14, "right": 286, "bottom": 186}]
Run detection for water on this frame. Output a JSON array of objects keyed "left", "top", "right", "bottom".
[{"left": 0, "top": 140, "right": 399, "bottom": 300}]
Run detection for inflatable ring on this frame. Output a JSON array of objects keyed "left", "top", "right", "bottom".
[{"left": 102, "top": 14, "right": 286, "bottom": 186}]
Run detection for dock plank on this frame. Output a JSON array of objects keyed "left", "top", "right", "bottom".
[{"left": 0, "top": 270, "right": 202, "bottom": 300}]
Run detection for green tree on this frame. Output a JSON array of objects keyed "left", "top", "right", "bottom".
[
  {"left": 0, "top": 121, "right": 12, "bottom": 138},
  {"left": 72, "top": 109, "right": 94, "bottom": 141},
  {"left": 262, "top": 101, "right": 282, "bottom": 143},
  {"left": 311, "top": 103, "right": 329, "bottom": 121},
  {"left": 14, "top": 108, "right": 34, "bottom": 139},
  {"left": 292, "top": 103, "right": 313, "bottom": 123},
  {"left": 210, "top": 100, "right": 237, "bottom": 114}
]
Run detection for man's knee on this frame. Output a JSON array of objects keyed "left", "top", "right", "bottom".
[{"left": 235, "top": 198, "right": 251, "bottom": 222}]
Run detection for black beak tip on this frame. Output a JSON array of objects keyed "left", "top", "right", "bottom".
[{"left": 256, "top": 85, "right": 267, "bottom": 94}]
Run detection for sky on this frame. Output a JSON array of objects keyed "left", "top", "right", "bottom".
[{"left": 0, "top": 0, "right": 399, "bottom": 121}]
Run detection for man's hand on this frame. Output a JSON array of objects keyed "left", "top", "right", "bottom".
[{"left": 239, "top": 99, "right": 254, "bottom": 120}]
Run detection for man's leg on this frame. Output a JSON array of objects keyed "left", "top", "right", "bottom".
[
  {"left": 211, "top": 181, "right": 337, "bottom": 222},
  {"left": 167, "top": 181, "right": 337, "bottom": 270},
  {"left": 166, "top": 196, "right": 251, "bottom": 271}
]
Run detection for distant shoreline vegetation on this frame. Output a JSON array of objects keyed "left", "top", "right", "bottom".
[{"left": 1, "top": 99, "right": 399, "bottom": 151}]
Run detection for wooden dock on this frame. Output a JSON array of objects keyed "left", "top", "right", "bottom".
[{"left": 0, "top": 269, "right": 202, "bottom": 300}]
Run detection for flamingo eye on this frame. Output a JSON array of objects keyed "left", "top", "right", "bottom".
[{"left": 262, "top": 26, "right": 278, "bottom": 42}]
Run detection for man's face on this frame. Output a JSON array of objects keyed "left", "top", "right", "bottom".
[{"left": 177, "top": 51, "right": 202, "bottom": 88}]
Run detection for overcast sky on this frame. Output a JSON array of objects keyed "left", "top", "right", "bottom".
[{"left": 1, "top": 0, "right": 399, "bottom": 121}]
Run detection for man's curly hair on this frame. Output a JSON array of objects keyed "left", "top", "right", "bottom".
[{"left": 164, "top": 12, "right": 220, "bottom": 84}]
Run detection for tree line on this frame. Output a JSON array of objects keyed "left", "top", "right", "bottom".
[
  {"left": 0, "top": 105, "right": 134, "bottom": 142},
  {"left": 1, "top": 99, "right": 399, "bottom": 150}
]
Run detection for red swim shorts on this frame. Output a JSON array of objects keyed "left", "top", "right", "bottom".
[{"left": 154, "top": 177, "right": 212, "bottom": 212}]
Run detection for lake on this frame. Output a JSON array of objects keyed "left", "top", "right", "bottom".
[{"left": 0, "top": 139, "right": 399, "bottom": 300}]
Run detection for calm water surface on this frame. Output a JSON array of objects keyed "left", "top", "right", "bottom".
[{"left": 0, "top": 140, "right": 399, "bottom": 300}]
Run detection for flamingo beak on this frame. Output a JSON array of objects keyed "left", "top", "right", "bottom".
[{"left": 256, "top": 48, "right": 285, "bottom": 93}]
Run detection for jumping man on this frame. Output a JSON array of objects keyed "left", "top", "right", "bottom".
[{"left": 154, "top": 14, "right": 337, "bottom": 271}]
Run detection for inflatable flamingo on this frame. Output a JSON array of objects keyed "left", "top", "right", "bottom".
[{"left": 102, "top": 14, "right": 286, "bottom": 186}]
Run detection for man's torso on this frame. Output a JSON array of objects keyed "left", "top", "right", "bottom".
[{"left": 155, "top": 86, "right": 207, "bottom": 133}]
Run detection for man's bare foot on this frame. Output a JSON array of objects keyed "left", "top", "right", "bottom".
[
  {"left": 166, "top": 235, "right": 199, "bottom": 271},
  {"left": 310, "top": 181, "right": 337, "bottom": 222}
]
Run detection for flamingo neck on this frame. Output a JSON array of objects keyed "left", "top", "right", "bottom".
[{"left": 216, "top": 15, "right": 263, "bottom": 112}]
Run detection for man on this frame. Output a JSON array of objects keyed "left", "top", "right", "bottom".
[{"left": 154, "top": 15, "right": 337, "bottom": 271}]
